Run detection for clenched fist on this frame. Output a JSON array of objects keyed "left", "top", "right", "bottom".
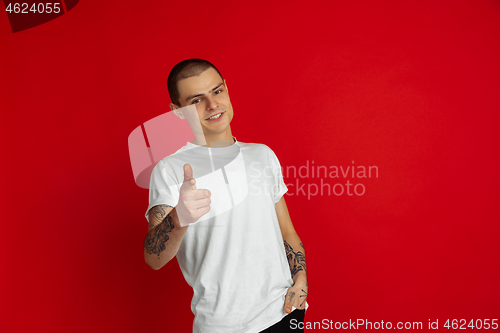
[{"left": 175, "top": 163, "right": 212, "bottom": 227}]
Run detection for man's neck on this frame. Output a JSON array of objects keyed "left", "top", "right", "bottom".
[{"left": 192, "top": 132, "right": 235, "bottom": 147}]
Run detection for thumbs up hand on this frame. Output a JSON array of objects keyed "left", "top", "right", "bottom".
[{"left": 176, "top": 163, "right": 212, "bottom": 227}]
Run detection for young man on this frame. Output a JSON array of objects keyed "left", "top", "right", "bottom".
[{"left": 143, "top": 59, "right": 308, "bottom": 332}]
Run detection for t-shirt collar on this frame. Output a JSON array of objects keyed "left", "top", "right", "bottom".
[{"left": 187, "top": 136, "right": 238, "bottom": 148}]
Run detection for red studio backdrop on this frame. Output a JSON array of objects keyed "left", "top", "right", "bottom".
[{"left": 1, "top": 1, "right": 499, "bottom": 332}]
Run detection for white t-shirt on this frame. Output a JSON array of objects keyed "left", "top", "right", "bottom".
[{"left": 145, "top": 137, "right": 308, "bottom": 333}]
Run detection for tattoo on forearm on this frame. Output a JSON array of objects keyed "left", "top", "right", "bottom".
[
  {"left": 152, "top": 205, "right": 167, "bottom": 222},
  {"left": 150, "top": 205, "right": 173, "bottom": 225},
  {"left": 145, "top": 206, "right": 175, "bottom": 257},
  {"left": 284, "top": 240, "right": 307, "bottom": 278}
]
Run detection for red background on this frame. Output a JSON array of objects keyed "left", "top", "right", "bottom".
[{"left": 1, "top": 0, "right": 499, "bottom": 332}]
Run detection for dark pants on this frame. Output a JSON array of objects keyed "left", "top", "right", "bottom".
[{"left": 259, "top": 309, "right": 306, "bottom": 332}]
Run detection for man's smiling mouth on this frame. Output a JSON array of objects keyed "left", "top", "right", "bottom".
[{"left": 206, "top": 112, "right": 224, "bottom": 120}]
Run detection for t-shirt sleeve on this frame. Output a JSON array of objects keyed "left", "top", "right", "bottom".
[
  {"left": 268, "top": 148, "right": 288, "bottom": 204},
  {"left": 145, "top": 160, "right": 180, "bottom": 223}
]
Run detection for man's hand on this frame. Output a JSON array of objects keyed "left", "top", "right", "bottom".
[
  {"left": 175, "top": 163, "right": 211, "bottom": 227},
  {"left": 284, "top": 280, "right": 308, "bottom": 314}
]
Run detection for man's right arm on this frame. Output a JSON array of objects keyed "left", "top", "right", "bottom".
[
  {"left": 144, "top": 204, "right": 189, "bottom": 270},
  {"left": 144, "top": 163, "right": 211, "bottom": 270}
]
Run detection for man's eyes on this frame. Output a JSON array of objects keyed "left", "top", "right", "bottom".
[{"left": 191, "top": 89, "right": 223, "bottom": 103}]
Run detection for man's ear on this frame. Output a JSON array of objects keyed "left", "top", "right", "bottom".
[
  {"left": 224, "top": 79, "right": 228, "bottom": 93},
  {"left": 170, "top": 103, "right": 185, "bottom": 119}
]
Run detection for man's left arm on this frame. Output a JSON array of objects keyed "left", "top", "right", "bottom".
[{"left": 276, "top": 196, "right": 308, "bottom": 314}]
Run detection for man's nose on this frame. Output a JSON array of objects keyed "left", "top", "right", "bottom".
[{"left": 206, "top": 96, "right": 218, "bottom": 110}]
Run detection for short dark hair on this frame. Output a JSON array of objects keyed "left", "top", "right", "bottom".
[{"left": 167, "top": 58, "right": 223, "bottom": 106}]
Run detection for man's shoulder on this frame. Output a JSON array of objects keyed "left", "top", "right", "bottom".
[
  {"left": 239, "top": 142, "right": 280, "bottom": 164},
  {"left": 238, "top": 141, "right": 275, "bottom": 154}
]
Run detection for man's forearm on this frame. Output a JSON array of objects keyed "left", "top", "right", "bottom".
[
  {"left": 144, "top": 206, "right": 188, "bottom": 270},
  {"left": 283, "top": 234, "right": 307, "bottom": 285},
  {"left": 283, "top": 233, "right": 308, "bottom": 310}
]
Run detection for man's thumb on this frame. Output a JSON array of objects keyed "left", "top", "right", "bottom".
[
  {"left": 183, "top": 163, "right": 196, "bottom": 188},
  {"left": 284, "top": 292, "right": 293, "bottom": 314}
]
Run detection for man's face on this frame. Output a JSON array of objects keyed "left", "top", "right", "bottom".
[{"left": 175, "top": 67, "right": 234, "bottom": 138}]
